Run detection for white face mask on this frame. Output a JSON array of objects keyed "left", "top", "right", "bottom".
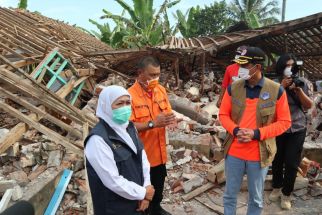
[
  {"left": 238, "top": 65, "right": 257, "bottom": 80},
  {"left": 238, "top": 67, "right": 250, "bottom": 80},
  {"left": 283, "top": 67, "right": 292, "bottom": 77}
]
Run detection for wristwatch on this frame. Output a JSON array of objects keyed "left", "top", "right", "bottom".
[{"left": 148, "top": 121, "right": 154, "bottom": 129}]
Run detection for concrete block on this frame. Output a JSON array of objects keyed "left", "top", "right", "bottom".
[
  {"left": 200, "top": 97, "right": 210, "bottom": 104},
  {"left": 216, "top": 170, "right": 226, "bottom": 184},
  {"left": 293, "top": 188, "right": 308, "bottom": 197},
  {"left": 294, "top": 177, "right": 309, "bottom": 190},
  {"left": 47, "top": 150, "right": 62, "bottom": 167},
  {"left": 19, "top": 153, "right": 36, "bottom": 168},
  {"left": 302, "top": 141, "right": 322, "bottom": 165},
  {"left": 183, "top": 175, "right": 204, "bottom": 193},
  {"left": 0, "top": 128, "right": 9, "bottom": 138},
  {"left": 213, "top": 149, "right": 224, "bottom": 162},
  {"left": 207, "top": 160, "right": 225, "bottom": 183},
  {"left": 169, "top": 132, "right": 211, "bottom": 158},
  {"left": 166, "top": 160, "right": 174, "bottom": 170},
  {"left": 202, "top": 102, "right": 218, "bottom": 117},
  {"left": 0, "top": 180, "right": 17, "bottom": 193},
  {"left": 310, "top": 182, "right": 322, "bottom": 197},
  {"left": 201, "top": 156, "right": 210, "bottom": 163},
  {"left": 176, "top": 156, "right": 192, "bottom": 166},
  {"left": 21, "top": 143, "right": 41, "bottom": 155},
  {"left": 182, "top": 173, "right": 198, "bottom": 180},
  {"left": 241, "top": 175, "right": 273, "bottom": 191},
  {"left": 184, "top": 149, "right": 192, "bottom": 157},
  {"left": 216, "top": 126, "right": 227, "bottom": 140},
  {"left": 187, "top": 87, "right": 199, "bottom": 97},
  {"left": 9, "top": 170, "right": 29, "bottom": 187},
  {"left": 42, "top": 142, "right": 58, "bottom": 151},
  {"left": 11, "top": 185, "right": 23, "bottom": 201}
]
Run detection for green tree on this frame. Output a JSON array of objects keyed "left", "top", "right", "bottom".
[
  {"left": 173, "top": 6, "right": 200, "bottom": 38},
  {"left": 195, "top": 0, "right": 235, "bottom": 36},
  {"left": 17, "top": 0, "right": 27, "bottom": 9},
  {"left": 229, "top": 0, "right": 280, "bottom": 28},
  {"left": 88, "top": 19, "right": 114, "bottom": 45},
  {"left": 99, "top": 0, "right": 180, "bottom": 48},
  {"left": 175, "top": 1, "right": 235, "bottom": 37}
]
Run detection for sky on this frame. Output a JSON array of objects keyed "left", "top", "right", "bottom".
[{"left": 0, "top": 0, "right": 321, "bottom": 33}]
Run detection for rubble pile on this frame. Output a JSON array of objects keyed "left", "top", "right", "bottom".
[
  {"left": 2, "top": 74, "right": 322, "bottom": 214},
  {"left": 0, "top": 124, "right": 87, "bottom": 213}
]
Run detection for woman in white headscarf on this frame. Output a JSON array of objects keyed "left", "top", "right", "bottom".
[{"left": 84, "top": 86, "right": 154, "bottom": 215}]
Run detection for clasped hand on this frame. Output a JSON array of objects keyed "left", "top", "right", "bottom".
[{"left": 236, "top": 128, "right": 254, "bottom": 143}]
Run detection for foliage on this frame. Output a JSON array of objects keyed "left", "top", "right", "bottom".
[
  {"left": 175, "top": 1, "right": 235, "bottom": 37},
  {"left": 17, "top": 0, "right": 28, "bottom": 9},
  {"left": 228, "top": 0, "right": 280, "bottom": 28},
  {"left": 95, "top": 0, "right": 180, "bottom": 48},
  {"left": 173, "top": 6, "right": 200, "bottom": 38}
]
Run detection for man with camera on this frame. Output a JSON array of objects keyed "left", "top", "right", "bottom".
[{"left": 269, "top": 54, "right": 313, "bottom": 210}]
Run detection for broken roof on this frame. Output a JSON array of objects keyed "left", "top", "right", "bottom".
[
  {"left": 0, "top": 7, "right": 111, "bottom": 62},
  {"left": 158, "top": 12, "right": 322, "bottom": 79}
]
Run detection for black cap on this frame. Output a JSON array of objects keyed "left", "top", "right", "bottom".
[{"left": 233, "top": 46, "right": 266, "bottom": 65}]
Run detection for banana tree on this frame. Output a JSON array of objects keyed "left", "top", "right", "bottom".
[
  {"left": 173, "top": 6, "right": 200, "bottom": 38},
  {"left": 100, "top": 0, "right": 180, "bottom": 48}
]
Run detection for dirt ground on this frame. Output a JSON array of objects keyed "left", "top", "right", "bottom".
[{"left": 162, "top": 190, "right": 322, "bottom": 215}]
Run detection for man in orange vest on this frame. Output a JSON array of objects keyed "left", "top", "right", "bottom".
[
  {"left": 128, "top": 56, "right": 176, "bottom": 215},
  {"left": 219, "top": 47, "right": 291, "bottom": 215}
]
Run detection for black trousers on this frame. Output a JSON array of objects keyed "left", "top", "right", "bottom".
[
  {"left": 272, "top": 129, "right": 306, "bottom": 196},
  {"left": 149, "top": 164, "right": 167, "bottom": 214}
]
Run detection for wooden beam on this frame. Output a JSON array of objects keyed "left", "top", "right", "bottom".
[
  {"left": 0, "top": 55, "right": 93, "bottom": 124},
  {"left": 0, "top": 67, "right": 96, "bottom": 127},
  {"left": 0, "top": 87, "right": 82, "bottom": 139},
  {"left": 96, "top": 64, "right": 131, "bottom": 80},
  {"left": 55, "top": 77, "right": 76, "bottom": 99},
  {"left": 195, "top": 197, "right": 224, "bottom": 215},
  {"left": 182, "top": 182, "right": 215, "bottom": 201},
  {"left": 0, "top": 113, "right": 37, "bottom": 155},
  {"left": 0, "top": 101, "right": 83, "bottom": 154}
]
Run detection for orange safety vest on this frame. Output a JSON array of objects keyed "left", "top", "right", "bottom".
[{"left": 128, "top": 81, "right": 172, "bottom": 167}]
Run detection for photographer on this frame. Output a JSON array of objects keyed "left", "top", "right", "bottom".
[{"left": 269, "top": 54, "right": 313, "bottom": 210}]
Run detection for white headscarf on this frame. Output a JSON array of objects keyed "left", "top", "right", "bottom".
[{"left": 96, "top": 85, "right": 137, "bottom": 154}]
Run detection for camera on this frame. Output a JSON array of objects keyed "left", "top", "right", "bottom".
[{"left": 291, "top": 74, "right": 305, "bottom": 87}]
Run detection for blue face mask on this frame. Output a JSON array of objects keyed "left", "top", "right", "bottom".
[{"left": 112, "top": 105, "right": 132, "bottom": 125}]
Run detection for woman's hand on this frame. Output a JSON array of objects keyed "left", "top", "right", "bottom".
[
  {"left": 144, "top": 185, "right": 155, "bottom": 201},
  {"left": 289, "top": 83, "right": 313, "bottom": 109},
  {"left": 281, "top": 77, "right": 293, "bottom": 89},
  {"left": 137, "top": 200, "right": 150, "bottom": 212}
]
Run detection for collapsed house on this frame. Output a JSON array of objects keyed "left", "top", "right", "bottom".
[{"left": 0, "top": 7, "right": 321, "bottom": 215}]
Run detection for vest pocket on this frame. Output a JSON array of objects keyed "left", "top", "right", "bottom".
[
  {"left": 260, "top": 107, "right": 276, "bottom": 125},
  {"left": 265, "top": 139, "right": 276, "bottom": 156},
  {"left": 260, "top": 107, "right": 275, "bottom": 116},
  {"left": 133, "top": 105, "right": 150, "bottom": 120},
  {"left": 157, "top": 99, "right": 169, "bottom": 112}
]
